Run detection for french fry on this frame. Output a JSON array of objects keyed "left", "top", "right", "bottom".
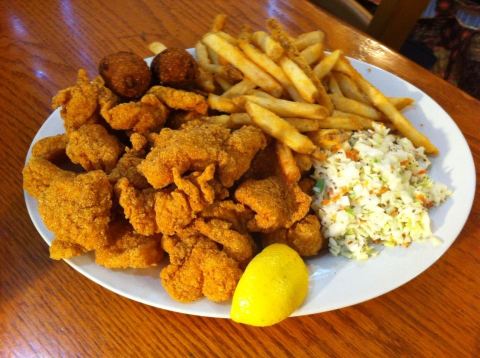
[
  {"left": 217, "top": 31, "right": 238, "bottom": 45},
  {"left": 313, "top": 50, "right": 342, "bottom": 80},
  {"left": 245, "top": 101, "right": 317, "bottom": 154},
  {"left": 337, "top": 58, "right": 438, "bottom": 154},
  {"left": 202, "top": 32, "right": 283, "bottom": 97},
  {"left": 234, "top": 95, "right": 328, "bottom": 119},
  {"left": 300, "top": 42, "right": 324, "bottom": 65},
  {"left": 148, "top": 41, "right": 167, "bottom": 55},
  {"left": 276, "top": 141, "right": 301, "bottom": 183},
  {"left": 230, "top": 113, "right": 253, "bottom": 126},
  {"left": 251, "top": 30, "right": 284, "bottom": 61},
  {"left": 328, "top": 75, "right": 343, "bottom": 96},
  {"left": 283, "top": 117, "right": 322, "bottom": 132},
  {"left": 293, "top": 153, "right": 314, "bottom": 172},
  {"left": 219, "top": 64, "right": 243, "bottom": 82},
  {"left": 211, "top": 13, "right": 227, "bottom": 32},
  {"left": 248, "top": 89, "right": 275, "bottom": 98},
  {"left": 208, "top": 94, "right": 240, "bottom": 113},
  {"left": 294, "top": 30, "right": 325, "bottom": 51},
  {"left": 221, "top": 78, "right": 256, "bottom": 98},
  {"left": 215, "top": 74, "right": 233, "bottom": 91},
  {"left": 320, "top": 111, "right": 374, "bottom": 130},
  {"left": 206, "top": 111, "right": 320, "bottom": 132},
  {"left": 308, "top": 129, "right": 352, "bottom": 150},
  {"left": 238, "top": 40, "right": 303, "bottom": 101},
  {"left": 195, "top": 41, "right": 212, "bottom": 69},
  {"left": 334, "top": 72, "right": 370, "bottom": 103},
  {"left": 203, "top": 113, "right": 253, "bottom": 128},
  {"left": 280, "top": 57, "right": 317, "bottom": 103},
  {"left": 388, "top": 97, "right": 414, "bottom": 110},
  {"left": 196, "top": 67, "right": 215, "bottom": 92},
  {"left": 267, "top": 19, "right": 333, "bottom": 112},
  {"left": 202, "top": 114, "right": 231, "bottom": 126},
  {"left": 207, "top": 47, "right": 220, "bottom": 65},
  {"left": 329, "top": 93, "right": 381, "bottom": 120}
]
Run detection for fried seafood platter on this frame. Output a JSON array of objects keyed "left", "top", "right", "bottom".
[{"left": 23, "top": 15, "right": 450, "bottom": 316}]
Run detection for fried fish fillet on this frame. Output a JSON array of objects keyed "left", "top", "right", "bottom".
[
  {"left": 261, "top": 214, "right": 324, "bottom": 256},
  {"left": 108, "top": 151, "right": 150, "bottom": 189},
  {"left": 160, "top": 229, "right": 242, "bottom": 302},
  {"left": 52, "top": 69, "right": 118, "bottom": 133},
  {"left": 102, "top": 93, "right": 169, "bottom": 134},
  {"left": 39, "top": 170, "right": 112, "bottom": 252},
  {"left": 234, "top": 176, "right": 311, "bottom": 232},
  {"left": 95, "top": 221, "right": 163, "bottom": 269},
  {"left": 31, "top": 134, "right": 68, "bottom": 162},
  {"left": 66, "top": 123, "right": 123, "bottom": 173},
  {"left": 138, "top": 123, "right": 266, "bottom": 189},
  {"left": 23, "top": 157, "right": 75, "bottom": 199},
  {"left": 148, "top": 85, "right": 208, "bottom": 114},
  {"left": 138, "top": 123, "right": 230, "bottom": 189}
]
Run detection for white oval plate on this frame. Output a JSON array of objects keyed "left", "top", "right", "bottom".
[{"left": 24, "top": 56, "right": 476, "bottom": 318}]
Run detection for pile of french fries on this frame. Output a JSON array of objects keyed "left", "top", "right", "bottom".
[{"left": 149, "top": 15, "right": 438, "bottom": 183}]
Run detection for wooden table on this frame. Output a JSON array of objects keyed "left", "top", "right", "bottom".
[{"left": 1, "top": 0, "right": 479, "bottom": 356}]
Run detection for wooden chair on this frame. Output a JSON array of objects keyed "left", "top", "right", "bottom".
[{"left": 311, "top": 0, "right": 431, "bottom": 50}]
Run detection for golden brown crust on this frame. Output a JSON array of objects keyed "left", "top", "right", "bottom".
[
  {"left": 23, "top": 157, "right": 75, "bottom": 199},
  {"left": 52, "top": 69, "right": 118, "bottom": 133},
  {"left": 234, "top": 176, "right": 311, "bottom": 232},
  {"left": 66, "top": 124, "right": 123, "bottom": 173},
  {"left": 31, "top": 134, "right": 68, "bottom": 162},
  {"left": 38, "top": 170, "right": 112, "bottom": 250},
  {"left": 261, "top": 214, "right": 324, "bottom": 256},
  {"left": 103, "top": 94, "right": 169, "bottom": 134},
  {"left": 95, "top": 222, "right": 163, "bottom": 269}
]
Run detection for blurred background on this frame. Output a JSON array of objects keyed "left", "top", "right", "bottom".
[{"left": 311, "top": 0, "right": 480, "bottom": 99}]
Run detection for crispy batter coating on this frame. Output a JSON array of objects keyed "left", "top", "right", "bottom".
[
  {"left": 172, "top": 164, "right": 216, "bottom": 212},
  {"left": 160, "top": 230, "right": 242, "bottom": 302},
  {"left": 66, "top": 124, "right": 123, "bottom": 173},
  {"left": 23, "top": 157, "right": 75, "bottom": 199},
  {"left": 52, "top": 69, "right": 118, "bottom": 133},
  {"left": 49, "top": 240, "right": 87, "bottom": 260},
  {"left": 31, "top": 134, "right": 68, "bottom": 162},
  {"left": 138, "top": 123, "right": 230, "bottom": 189},
  {"left": 115, "top": 178, "right": 157, "bottom": 236},
  {"left": 129, "top": 133, "right": 148, "bottom": 152},
  {"left": 103, "top": 94, "right": 169, "bottom": 134},
  {"left": 108, "top": 151, "right": 150, "bottom": 189},
  {"left": 148, "top": 86, "right": 208, "bottom": 114},
  {"left": 243, "top": 140, "right": 279, "bottom": 180},
  {"left": 200, "top": 200, "right": 253, "bottom": 233},
  {"left": 218, "top": 125, "right": 267, "bottom": 187},
  {"left": 138, "top": 123, "right": 265, "bottom": 189},
  {"left": 155, "top": 164, "right": 220, "bottom": 235},
  {"left": 99, "top": 51, "right": 151, "bottom": 99},
  {"left": 151, "top": 48, "right": 198, "bottom": 89},
  {"left": 234, "top": 176, "right": 311, "bottom": 232},
  {"left": 155, "top": 190, "right": 193, "bottom": 236},
  {"left": 38, "top": 170, "right": 112, "bottom": 250},
  {"left": 95, "top": 221, "right": 163, "bottom": 269},
  {"left": 261, "top": 214, "right": 324, "bottom": 256},
  {"left": 194, "top": 218, "right": 255, "bottom": 265}
]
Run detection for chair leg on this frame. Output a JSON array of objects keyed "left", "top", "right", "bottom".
[{"left": 367, "top": 0, "right": 430, "bottom": 50}]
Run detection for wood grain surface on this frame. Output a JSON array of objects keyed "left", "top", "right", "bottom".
[{"left": 1, "top": 0, "right": 479, "bottom": 356}]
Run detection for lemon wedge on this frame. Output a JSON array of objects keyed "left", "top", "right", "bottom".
[{"left": 231, "top": 243, "right": 309, "bottom": 326}]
